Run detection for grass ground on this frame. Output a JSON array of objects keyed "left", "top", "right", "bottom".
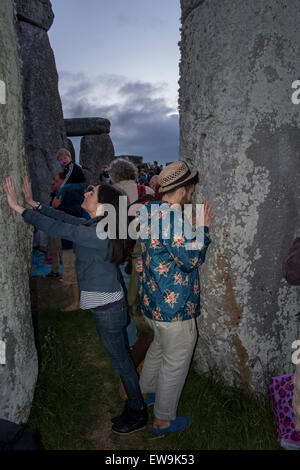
[{"left": 27, "top": 277, "right": 281, "bottom": 450}]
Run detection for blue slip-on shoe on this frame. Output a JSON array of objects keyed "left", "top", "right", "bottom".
[
  {"left": 152, "top": 415, "right": 192, "bottom": 436},
  {"left": 144, "top": 393, "right": 155, "bottom": 407},
  {"left": 280, "top": 440, "right": 300, "bottom": 450}
]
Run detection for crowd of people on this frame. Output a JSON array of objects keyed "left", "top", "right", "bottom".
[{"left": 3, "top": 149, "right": 300, "bottom": 446}]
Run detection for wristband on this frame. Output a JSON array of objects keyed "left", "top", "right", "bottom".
[{"left": 33, "top": 202, "right": 41, "bottom": 211}]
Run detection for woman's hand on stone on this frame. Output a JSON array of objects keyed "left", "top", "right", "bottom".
[
  {"left": 3, "top": 177, "right": 25, "bottom": 214},
  {"left": 22, "top": 176, "right": 35, "bottom": 207}
]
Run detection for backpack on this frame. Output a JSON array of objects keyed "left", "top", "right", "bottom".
[
  {"left": 282, "top": 238, "right": 300, "bottom": 285},
  {"left": 137, "top": 184, "right": 146, "bottom": 199},
  {"left": 0, "top": 418, "right": 44, "bottom": 450},
  {"left": 126, "top": 193, "right": 155, "bottom": 315}
]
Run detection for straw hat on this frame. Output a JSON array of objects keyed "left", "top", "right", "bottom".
[{"left": 158, "top": 161, "right": 198, "bottom": 193}]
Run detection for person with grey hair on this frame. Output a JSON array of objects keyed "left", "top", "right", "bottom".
[
  {"left": 109, "top": 158, "right": 154, "bottom": 378},
  {"left": 149, "top": 175, "right": 160, "bottom": 200},
  {"left": 109, "top": 158, "right": 154, "bottom": 205}
]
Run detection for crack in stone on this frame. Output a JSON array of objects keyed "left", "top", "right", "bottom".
[
  {"left": 16, "top": 14, "right": 48, "bottom": 32},
  {"left": 215, "top": 225, "right": 251, "bottom": 388}
]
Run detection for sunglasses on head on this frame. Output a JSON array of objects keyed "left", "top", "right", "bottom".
[{"left": 85, "top": 185, "right": 95, "bottom": 193}]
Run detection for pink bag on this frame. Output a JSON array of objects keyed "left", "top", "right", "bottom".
[{"left": 269, "top": 373, "right": 300, "bottom": 449}]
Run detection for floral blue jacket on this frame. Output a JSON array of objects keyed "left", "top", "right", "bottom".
[{"left": 138, "top": 200, "right": 211, "bottom": 322}]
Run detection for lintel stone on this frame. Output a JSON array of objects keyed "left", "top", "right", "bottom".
[{"left": 65, "top": 117, "right": 111, "bottom": 137}]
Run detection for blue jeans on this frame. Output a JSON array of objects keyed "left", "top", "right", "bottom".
[
  {"left": 118, "top": 263, "right": 138, "bottom": 347},
  {"left": 91, "top": 299, "right": 144, "bottom": 411}
]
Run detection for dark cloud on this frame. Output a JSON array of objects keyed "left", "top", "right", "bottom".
[
  {"left": 119, "top": 81, "right": 163, "bottom": 97},
  {"left": 115, "top": 12, "right": 166, "bottom": 33},
  {"left": 58, "top": 71, "right": 179, "bottom": 164}
]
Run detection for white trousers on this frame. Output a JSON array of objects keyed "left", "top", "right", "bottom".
[{"left": 139, "top": 317, "right": 198, "bottom": 421}]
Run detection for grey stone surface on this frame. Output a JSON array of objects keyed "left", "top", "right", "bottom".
[
  {"left": 180, "top": 0, "right": 206, "bottom": 22},
  {"left": 15, "top": 0, "right": 54, "bottom": 31},
  {"left": 80, "top": 134, "right": 115, "bottom": 185},
  {"left": 0, "top": 0, "right": 38, "bottom": 423},
  {"left": 16, "top": 18, "right": 66, "bottom": 204},
  {"left": 65, "top": 118, "right": 111, "bottom": 137},
  {"left": 179, "top": 0, "right": 300, "bottom": 392}
]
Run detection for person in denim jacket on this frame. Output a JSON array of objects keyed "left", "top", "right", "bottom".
[{"left": 4, "top": 176, "right": 147, "bottom": 435}]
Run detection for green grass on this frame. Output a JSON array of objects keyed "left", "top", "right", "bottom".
[{"left": 27, "top": 307, "right": 281, "bottom": 450}]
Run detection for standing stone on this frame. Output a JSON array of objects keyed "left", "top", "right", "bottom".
[
  {"left": 179, "top": 0, "right": 300, "bottom": 392},
  {"left": 80, "top": 135, "right": 115, "bottom": 185},
  {"left": 16, "top": 0, "right": 54, "bottom": 30},
  {"left": 0, "top": 0, "right": 38, "bottom": 423},
  {"left": 16, "top": 0, "right": 66, "bottom": 204}
]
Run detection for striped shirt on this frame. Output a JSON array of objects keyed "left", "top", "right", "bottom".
[{"left": 80, "top": 290, "right": 124, "bottom": 310}]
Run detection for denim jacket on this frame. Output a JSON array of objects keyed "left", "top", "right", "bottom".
[
  {"left": 57, "top": 181, "right": 86, "bottom": 250},
  {"left": 138, "top": 200, "right": 211, "bottom": 322},
  {"left": 23, "top": 206, "right": 123, "bottom": 293}
]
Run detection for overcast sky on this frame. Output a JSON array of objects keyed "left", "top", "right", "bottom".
[{"left": 48, "top": 0, "right": 181, "bottom": 165}]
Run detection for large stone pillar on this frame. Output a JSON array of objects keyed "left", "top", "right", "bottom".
[
  {"left": 80, "top": 134, "right": 115, "bottom": 185},
  {"left": 64, "top": 117, "right": 115, "bottom": 185},
  {"left": 16, "top": 0, "right": 67, "bottom": 204},
  {"left": 0, "top": 0, "right": 38, "bottom": 422},
  {"left": 179, "top": 0, "right": 300, "bottom": 392}
]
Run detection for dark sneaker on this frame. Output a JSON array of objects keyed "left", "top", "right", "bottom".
[
  {"left": 111, "top": 403, "right": 128, "bottom": 424},
  {"left": 46, "top": 272, "right": 60, "bottom": 278},
  {"left": 112, "top": 406, "right": 148, "bottom": 434},
  {"left": 111, "top": 397, "right": 151, "bottom": 424}
]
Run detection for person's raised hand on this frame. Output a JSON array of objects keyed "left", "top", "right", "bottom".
[
  {"left": 3, "top": 177, "right": 25, "bottom": 214},
  {"left": 52, "top": 195, "right": 62, "bottom": 208},
  {"left": 4, "top": 177, "right": 19, "bottom": 209},
  {"left": 202, "top": 200, "right": 216, "bottom": 228},
  {"left": 22, "top": 176, "right": 35, "bottom": 207}
]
